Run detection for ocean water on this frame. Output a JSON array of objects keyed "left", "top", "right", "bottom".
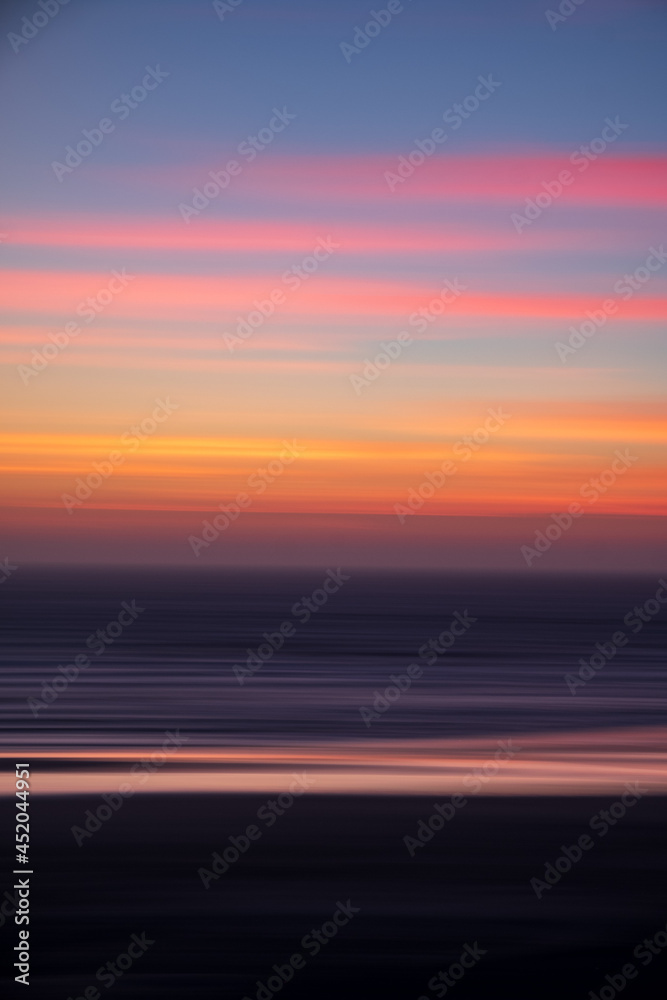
[
  {"left": 2, "top": 568, "right": 666, "bottom": 752},
  {"left": 2, "top": 569, "right": 666, "bottom": 998}
]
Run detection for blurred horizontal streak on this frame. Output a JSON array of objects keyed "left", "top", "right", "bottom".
[
  {"left": 1, "top": 216, "right": 598, "bottom": 255},
  {"left": 4, "top": 269, "right": 667, "bottom": 323},
  {"left": 2, "top": 729, "right": 666, "bottom": 795},
  {"left": 88, "top": 154, "right": 667, "bottom": 206}
]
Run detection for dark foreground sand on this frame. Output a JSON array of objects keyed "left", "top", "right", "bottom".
[{"left": 10, "top": 793, "right": 667, "bottom": 999}]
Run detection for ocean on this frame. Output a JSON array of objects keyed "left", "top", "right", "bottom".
[{"left": 1, "top": 568, "right": 666, "bottom": 998}]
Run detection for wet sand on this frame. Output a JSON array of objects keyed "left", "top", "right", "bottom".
[{"left": 12, "top": 792, "right": 667, "bottom": 999}]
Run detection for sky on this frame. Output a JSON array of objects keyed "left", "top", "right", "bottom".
[{"left": 1, "top": 0, "right": 666, "bottom": 570}]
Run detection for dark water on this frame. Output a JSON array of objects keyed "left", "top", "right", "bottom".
[
  {"left": 8, "top": 794, "right": 667, "bottom": 999},
  {"left": 1, "top": 568, "right": 666, "bottom": 748},
  {"left": 1, "top": 569, "right": 667, "bottom": 997}
]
